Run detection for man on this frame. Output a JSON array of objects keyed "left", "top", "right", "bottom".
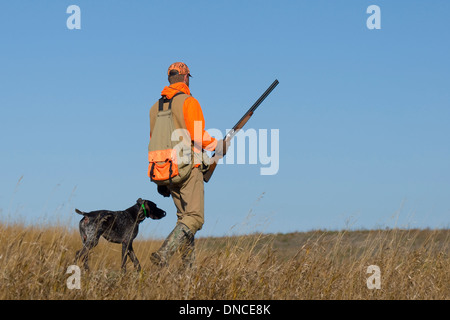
[{"left": 148, "top": 62, "right": 227, "bottom": 268}]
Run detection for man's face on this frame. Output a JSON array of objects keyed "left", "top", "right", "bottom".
[{"left": 184, "top": 74, "right": 190, "bottom": 87}]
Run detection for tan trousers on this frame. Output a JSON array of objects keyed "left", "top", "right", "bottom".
[{"left": 168, "top": 167, "right": 204, "bottom": 234}]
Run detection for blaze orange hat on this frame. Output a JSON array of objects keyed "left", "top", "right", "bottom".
[{"left": 168, "top": 62, "right": 192, "bottom": 77}]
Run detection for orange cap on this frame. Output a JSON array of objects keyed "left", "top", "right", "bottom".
[{"left": 168, "top": 62, "right": 192, "bottom": 77}]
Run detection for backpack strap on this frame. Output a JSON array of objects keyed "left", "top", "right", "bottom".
[
  {"left": 158, "top": 98, "right": 164, "bottom": 112},
  {"left": 158, "top": 92, "right": 185, "bottom": 111}
]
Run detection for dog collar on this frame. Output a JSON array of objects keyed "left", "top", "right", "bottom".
[{"left": 141, "top": 203, "right": 148, "bottom": 218}]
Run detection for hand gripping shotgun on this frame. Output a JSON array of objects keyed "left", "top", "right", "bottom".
[{"left": 203, "top": 79, "right": 279, "bottom": 183}]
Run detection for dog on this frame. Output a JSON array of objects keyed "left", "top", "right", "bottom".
[{"left": 74, "top": 198, "right": 166, "bottom": 272}]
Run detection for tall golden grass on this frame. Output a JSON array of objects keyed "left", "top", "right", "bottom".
[{"left": 0, "top": 222, "right": 448, "bottom": 299}]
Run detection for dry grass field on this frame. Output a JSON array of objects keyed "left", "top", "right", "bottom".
[{"left": 0, "top": 222, "right": 448, "bottom": 300}]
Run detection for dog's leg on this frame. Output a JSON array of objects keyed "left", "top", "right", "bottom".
[
  {"left": 75, "top": 246, "right": 91, "bottom": 271},
  {"left": 127, "top": 243, "right": 141, "bottom": 272},
  {"left": 76, "top": 232, "right": 101, "bottom": 271},
  {"left": 121, "top": 242, "right": 141, "bottom": 272},
  {"left": 121, "top": 242, "right": 129, "bottom": 272}
]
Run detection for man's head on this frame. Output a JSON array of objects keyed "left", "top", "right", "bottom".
[{"left": 168, "top": 62, "right": 192, "bottom": 86}]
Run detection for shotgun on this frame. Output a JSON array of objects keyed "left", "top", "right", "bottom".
[{"left": 203, "top": 79, "right": 279, "bottom": 183}]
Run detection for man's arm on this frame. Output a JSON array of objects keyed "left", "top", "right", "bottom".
[{"left": 183, "top": 97, "right": 218, "bottom": 153}]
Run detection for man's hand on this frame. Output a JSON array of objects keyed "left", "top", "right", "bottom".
[
  {"left": 215, "top": 139, "right": 230, "bottom": 158},
  {"left": 157, "top": 185, "right": 171, "bottom": 198}
]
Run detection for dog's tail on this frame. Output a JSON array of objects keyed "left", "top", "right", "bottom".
[{"left": 75, "top": 209, "right": 86, "bottom": 215}]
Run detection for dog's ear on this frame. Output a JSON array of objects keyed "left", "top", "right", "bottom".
[
  {"left": 136, "top": 198, "right": 143, "bottom": 204},
  {"left": 75, "top": 209, "right": 85, "bottom": 215}
]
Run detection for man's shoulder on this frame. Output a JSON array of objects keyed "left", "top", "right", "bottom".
[
  {"left": 149, "top": 99, "right": 160, "bottom": 112},
  {"left": 149, "top": 94, "right": 196, "bottom": 111},
  {"left": 183, "top": 95, "right": 200, "bottom": 106}
]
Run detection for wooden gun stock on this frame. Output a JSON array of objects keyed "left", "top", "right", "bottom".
[{"left": 203, "top": 79, "right": 279, "bottom": 183}]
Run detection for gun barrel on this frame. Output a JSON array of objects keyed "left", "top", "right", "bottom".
[
  {"left": 249, "top": 79, "right": 279, "bottom": 113},
  {"left": 228, "top": 79, "right": 279, "bottom": 136}
]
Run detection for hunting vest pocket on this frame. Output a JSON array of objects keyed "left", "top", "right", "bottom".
[{"left": 148, "top": 149, "right": 180, "bottom": 182}]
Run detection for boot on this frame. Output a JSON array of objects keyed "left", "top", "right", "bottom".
[
  {"left": 150, "top": 223, "right": 194, "bottom": 267},
  {"left": 180, "top": 234, "right": 195, "bottom": 269}
]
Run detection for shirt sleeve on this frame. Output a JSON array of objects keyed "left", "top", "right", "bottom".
[{"left": 183, "top": 97, "right": 218, "bottom": 152}]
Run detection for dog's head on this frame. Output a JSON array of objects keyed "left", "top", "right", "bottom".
[{"left": 136, "top": 198, "right": 166, "bottom": 221}]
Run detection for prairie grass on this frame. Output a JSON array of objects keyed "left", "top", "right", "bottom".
[{"left": 0, "top": 222, "right": 448, "bottom": 299}]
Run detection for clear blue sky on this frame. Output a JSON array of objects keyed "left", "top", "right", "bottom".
[{"left": 1, "top": 1, "right": 449, "bottom": 238}]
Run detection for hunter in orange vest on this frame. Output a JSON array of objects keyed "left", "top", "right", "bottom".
[{"left": 148, "top": 62, "right": 227, "bottom": 268}]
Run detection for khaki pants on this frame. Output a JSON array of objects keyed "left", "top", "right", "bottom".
[{"left": 168, "top": 167, "right": 204, "bottom": 234}]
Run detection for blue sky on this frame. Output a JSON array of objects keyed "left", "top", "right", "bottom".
[{"left": 1, "top": 1, "right": 449, "bottom": 238}]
